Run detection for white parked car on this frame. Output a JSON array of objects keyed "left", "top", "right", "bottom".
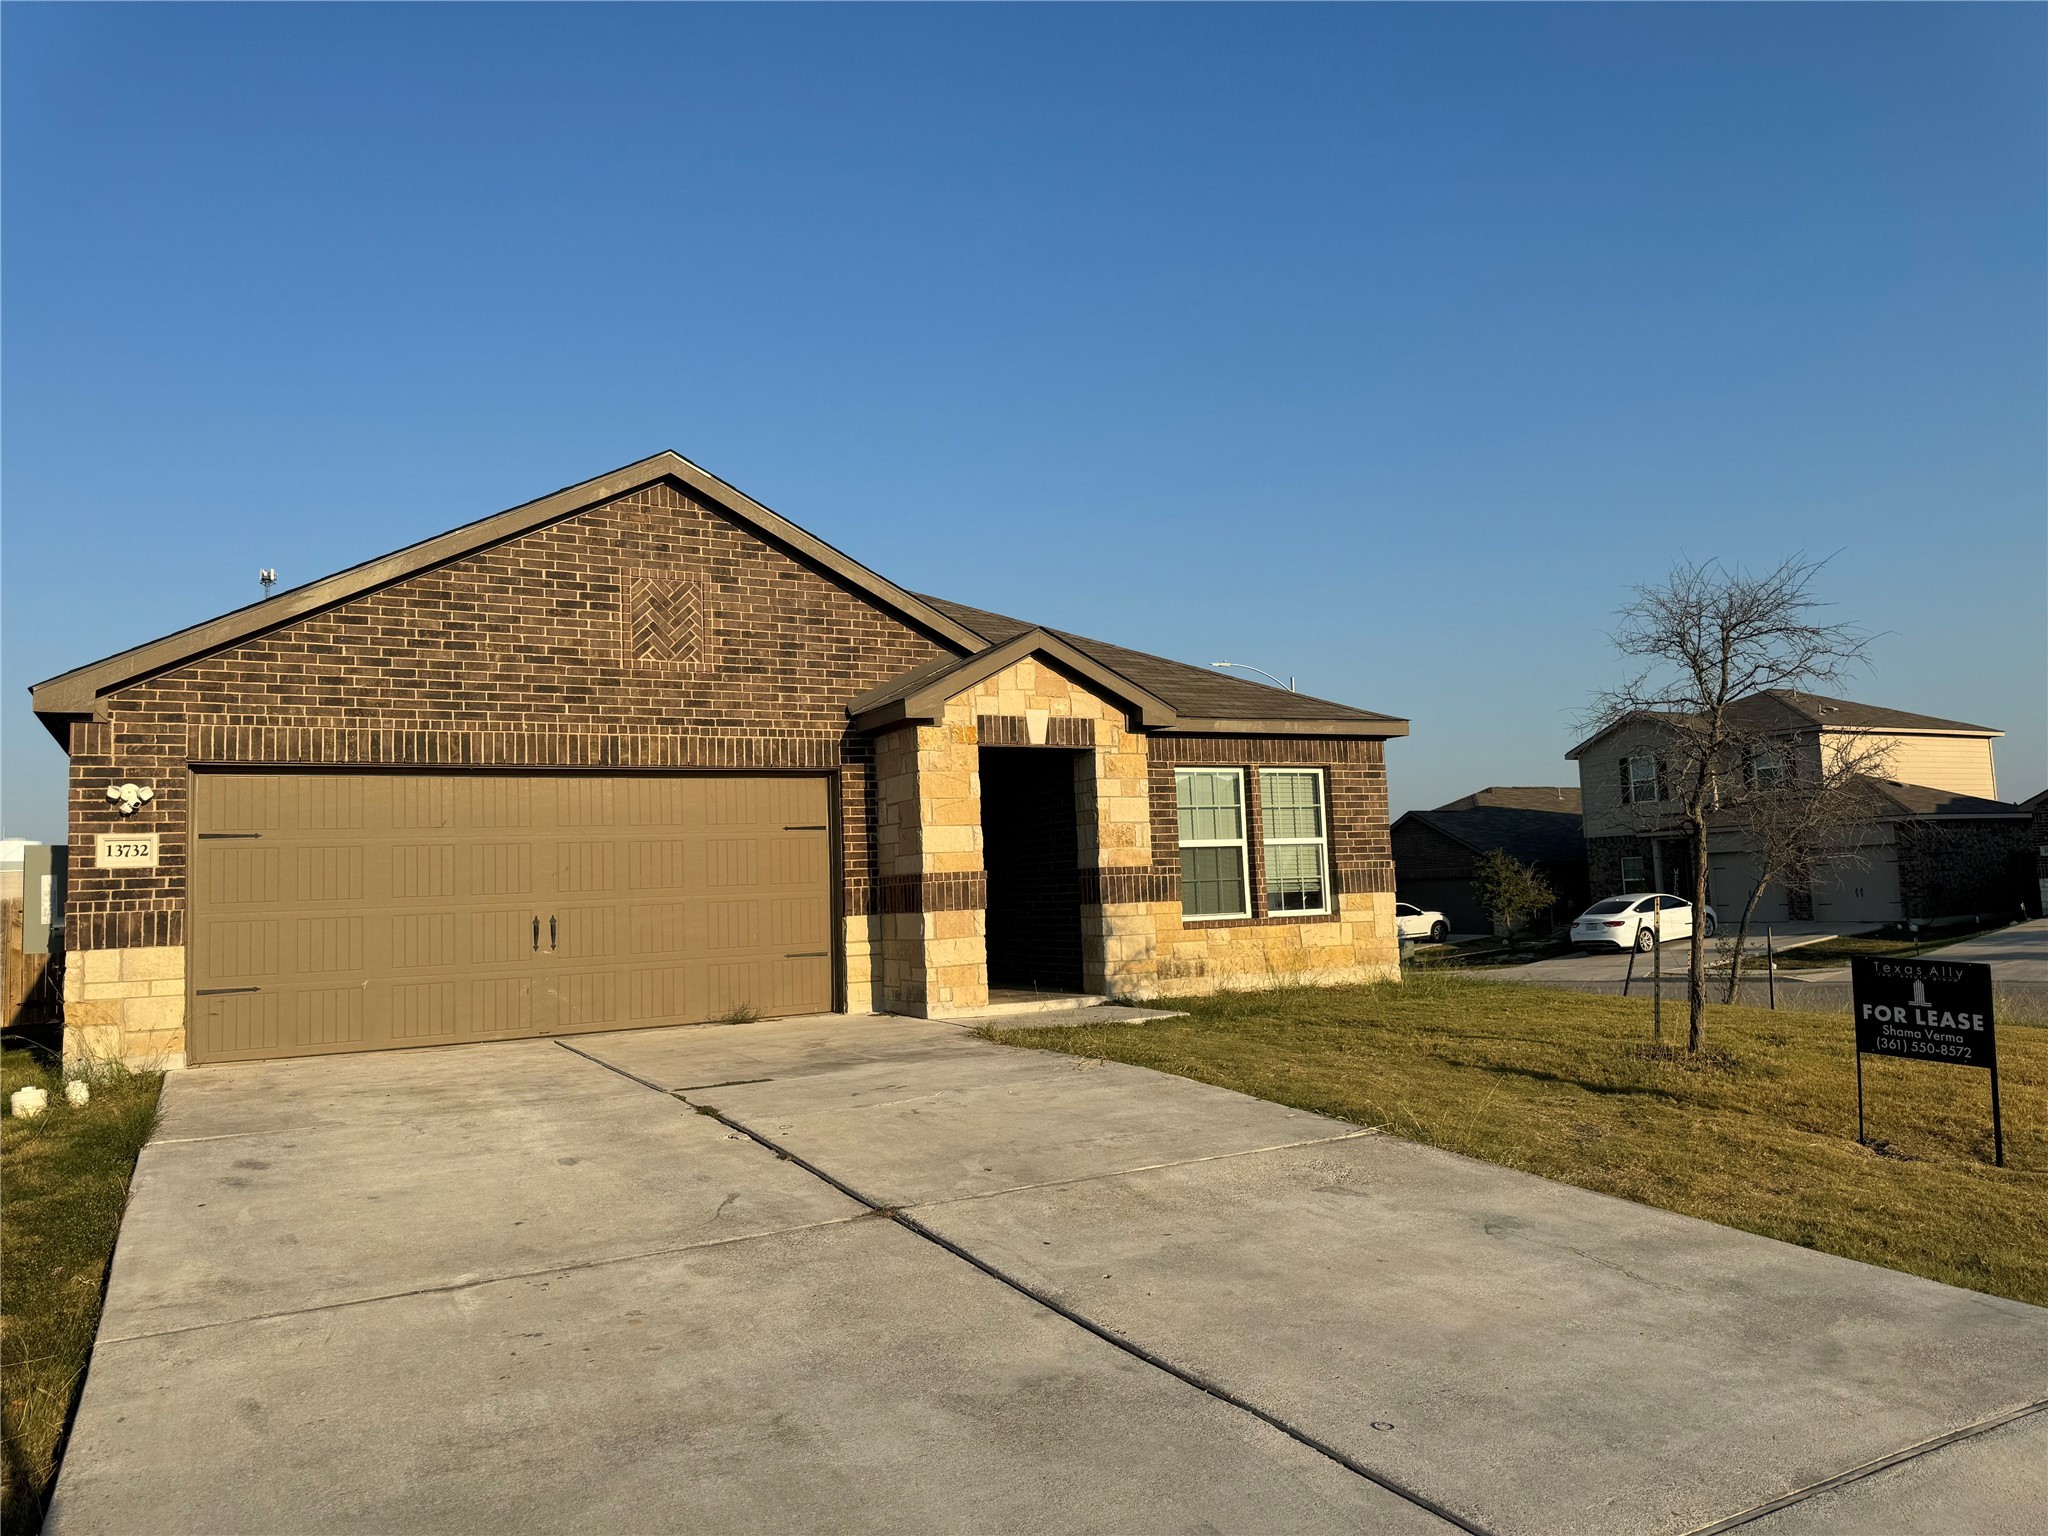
[
  {"left": 1394, "top": 902, "right": 1450, "bottom": 943},
  {"left": 1570, "top": 894, "right": 1716, "bottom": 952}
]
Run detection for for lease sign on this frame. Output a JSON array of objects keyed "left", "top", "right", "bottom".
[{"left": 1851, "top": 955, "right": 1995, "bottom": 1070}]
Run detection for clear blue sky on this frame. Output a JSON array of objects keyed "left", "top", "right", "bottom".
[{"left": 5, "top": 3, "right": 2043, "bottom": 843}]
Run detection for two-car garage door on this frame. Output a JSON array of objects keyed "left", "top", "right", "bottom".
[{"left": 189, "top": 773, "right": 834, "bottom": 1065}]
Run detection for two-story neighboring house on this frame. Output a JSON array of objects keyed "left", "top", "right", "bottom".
[{"left": 1566, "top": 691, "right": 2032, "bottom": 925}]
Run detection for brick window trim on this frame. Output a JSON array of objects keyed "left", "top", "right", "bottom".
[{"left": 1157, "top": 760, "right": 1367, "bottom": 924}]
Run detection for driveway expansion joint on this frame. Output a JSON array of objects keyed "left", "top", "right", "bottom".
[
  {"left": 1677, "top": 1397, "right": 2048, "bottom": 1536},
  {"left": 95, "top": 1213, "right": 871, "bottom": 1347},
  {"left": 904, "top": 1128, "right": 1385, "bottom": 1212},
  {"left": 561, "top": 1036, "right": 1493, "bottom": 1536}
]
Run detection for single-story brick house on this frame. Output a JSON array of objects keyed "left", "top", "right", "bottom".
[
  {"left": 2025, "top": 786, "right": 2048, "bottom": 918},
  {"left": 32, "top": 452, "right": 1409, "bottom": 1069},
  {"left": 1390, "top": 786, "right": 1589, "bottom": 935}
]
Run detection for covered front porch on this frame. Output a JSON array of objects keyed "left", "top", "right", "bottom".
[{"left": 840, "top": 630, "right": 1400, "bottom": 1019}]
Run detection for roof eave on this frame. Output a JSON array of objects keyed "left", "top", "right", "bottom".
[
  {"left": 849, "top": 629, "right": 1181, "bottom": 733},
  {"left": 1820, "top": 724, "right": 2004, "bottom": 739},
  {"left": 30, "top": 450, "right": 989, "bottom": 732},
  {"left": 1155, "top": 716, "right": 1408, "bottom": 738}
]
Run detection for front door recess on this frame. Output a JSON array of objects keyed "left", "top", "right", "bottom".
[{"left": 979, "top": 747, "right": 1084, "bottom": 994}]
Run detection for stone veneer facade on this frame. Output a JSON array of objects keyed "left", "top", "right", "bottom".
[
  {"left": 47, "top": 468, "right": 1401, "bottom": 1068},
  {"left": 858, "top": 656, "right": 1398, "bottom": 1017}
]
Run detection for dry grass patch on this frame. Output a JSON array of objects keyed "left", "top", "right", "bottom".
[
  {"left": 992, "top": 973, "right": 2046, "bottom": 1307},
  {"left": 2, "top": 1050, "right": 161, "bottom": 1536}
]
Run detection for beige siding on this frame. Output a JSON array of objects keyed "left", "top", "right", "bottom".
[
  {"left": 1575, "top": 722, "right": 1685, "bottom": 839},
  {"left": 1823, "top": 732, "right": 1999, "bottom": 798}
]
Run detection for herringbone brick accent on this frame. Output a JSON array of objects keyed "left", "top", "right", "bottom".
[{"left": 629, "top": 571, "right": 705, "bottom": 667}]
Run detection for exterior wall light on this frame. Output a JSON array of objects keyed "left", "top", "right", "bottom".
[{"left": 106, "top": 783, "right": 155, "bottom": 816}]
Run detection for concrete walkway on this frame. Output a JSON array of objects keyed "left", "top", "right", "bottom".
[{"left": 50, "top": 1014, "right": 2048, "bottom": 1535}]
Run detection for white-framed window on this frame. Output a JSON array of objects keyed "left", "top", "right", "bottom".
[
  {"left": 1260, "top": 769, "right": 1330, "bottom": 915},
  {"left": 1624, "top": 754, "right": 1660, "bottom": 804},
  {"left": 1620, "top": 855, "right": 1646, "bottom": 893},
  {"left": 1751, "top": 750, "right": 1785, "bottom": 791},
  {"left": 1175, "top": 768, "right": 1250, "bottom": 919}
]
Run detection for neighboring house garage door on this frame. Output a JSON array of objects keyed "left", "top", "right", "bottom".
[
  {"left": 1708, "top": 852, "right": 1790, "bottom": 927},
  {"left": 188, "top": 772, "right": 833, "bottom": 1065}
]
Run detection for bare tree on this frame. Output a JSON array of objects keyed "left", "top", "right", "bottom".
[
  {"left": 1718, "top": 734, "right": 1892, "bottom": 1001},
  {"left": 1585, "top": 556, "right": 1872, "bottom": 1053}
]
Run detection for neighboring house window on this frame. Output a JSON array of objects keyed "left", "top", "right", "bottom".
[
  {"left": 1260, "top": 769, "right": 1330, "bottom": 915},
  {"left": 1623, "top": 755, "right": 1660, "bottom": 804},
  {"left": 1176, "top": 769, "right": 1250, "bottom": 919},
  {"left": 1620, "top": 856, "right": 1646, "bottom": 893},
  {"left": 1751, "top": 750, "right": 1785, "bottom": 791}
]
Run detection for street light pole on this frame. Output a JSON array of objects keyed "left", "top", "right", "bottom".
[{"left": 1210, "top": 661, "right": 1295, "bottom": 691}]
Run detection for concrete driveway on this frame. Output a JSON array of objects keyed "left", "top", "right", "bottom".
[
  {"left": 1486, "top": 923, "right": 1871, "bottom": 987},
  {"left": 1873, "top": 918, "right": 2048, "bottom": 983},
  {"left": 51, "top": 1014, "right": 2048, "bottom": 1536}
]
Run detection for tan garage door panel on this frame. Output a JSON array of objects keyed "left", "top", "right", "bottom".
[{"left": 189, "top": 773, "right": 833, "bottom": 1064}]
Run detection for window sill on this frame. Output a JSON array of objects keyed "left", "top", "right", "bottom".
[{"left": 1177, "top": 909, "right": 1343, "bottom": 930}]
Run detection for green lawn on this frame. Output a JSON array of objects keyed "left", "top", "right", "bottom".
[
  {"left": 991, "top": 973, "right": 2047, "bottom": 1307},
  {"left": 1, "top": 1050, "right": 161, "bottom": 1536}
]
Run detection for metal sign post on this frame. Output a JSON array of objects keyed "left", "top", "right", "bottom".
[
  {"left": 1651, "top": 894, "right": 1662, "bottom": 1046},
  {"left": 1851, "top": 956, "right": 2001, "bottom": 1166}
]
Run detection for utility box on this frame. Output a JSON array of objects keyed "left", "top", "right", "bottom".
[
  {"left": 23, "top": 842, "right": 66, "bottom": 955},
  {"left": 4, "top": 839, "right": 65, "bottom": 1030}
]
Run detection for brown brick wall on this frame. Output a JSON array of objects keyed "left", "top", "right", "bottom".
[
  {"left": 68, "top": 479, "right": 955, "bottom": 946},
  {"left": 1389, "top": 816, "right": 1475, "bottom": 883},
  {"left": 1145, "top": 737, "right": 1393, "bottom": 926},
  {"left": 1896, "top": 818, "right": 2031, "bottom": 920}
]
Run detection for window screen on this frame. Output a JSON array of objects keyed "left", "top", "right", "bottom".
[
  {"left": 1175, "top": 769, "right": 1249, "bottom": 918},
  {"left": 1625, "top": 756, "right": 1659, "bottom": 804},
  {"left": 1259, "top": 770, "right": 1329, "bottom": 914}
]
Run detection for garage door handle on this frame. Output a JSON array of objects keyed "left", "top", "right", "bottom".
[
  {"left": 532, "top": 916, "right": 540, "bottom": 952},
  {"left": 549, "top": 915, "right": 558, "bottom": 951}
]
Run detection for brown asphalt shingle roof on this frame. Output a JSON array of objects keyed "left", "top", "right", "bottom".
[
  {"left": 1396, "top": 805, "right": 1588, "bottom": 867},
  {"left": 1730, "top": 691, "right": 2002, "bottom": 736},
  {"left": 1434, "top": 786, "right": 1583, "bottom": 814},
  {"left": 915, "top": 595, "right": 1405, "bottom": 728},
  {"left": 1863, "top": 780, "right": 2028, "bottom": 818}
]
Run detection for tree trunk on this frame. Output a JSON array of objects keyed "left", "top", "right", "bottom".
[
  {"left": 1723, "top": 883, "right": 1771, "bottom": 1004},
  {"left": 1688, "top": 816, "right": 1711, "bottom": 1052}
]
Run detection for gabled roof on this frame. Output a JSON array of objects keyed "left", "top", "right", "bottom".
[
  {"left": 30, "top": 452, "right": 1408, "bottom": 746},
  {"left": 29, "top": 451, "right": 989, "bottom": 740},
  {"left": 1435, "top": 786, "right": 1582, "bottom": 814},
  {"left": 1741, "top": 690, "right": 2001, "bottom": 736},
  {"left": 915, "top": 596, "right": 1407, "bottom": 737},
  {"left": 1862, "top": 780, "right": 2028, "bottom": 819},
  {"left": 1393, "top": 805, "right": 1588, "bottom": 868},
  {"left": 848, "top": 628, "right": 1179, "bottom": 732},
  {"left": 1567, "top": 691, "right": 2002, "bottom": 760}
]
